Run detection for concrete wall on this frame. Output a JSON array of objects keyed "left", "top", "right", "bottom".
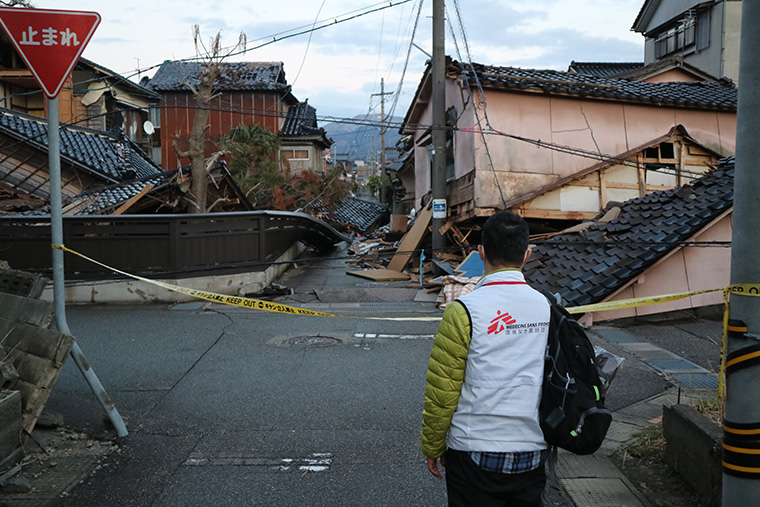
[
  {"left": 281, "top": 145, "right": 325, "bottom": 174},
  {"left": 43, "top": 242, "right": 304, "bottom": 305},
  {"left": 723, "top": 1, "right": 743, "bottom": 83},
  {"left": 663, "top": 404, "right": 722, "bottom": 506}
]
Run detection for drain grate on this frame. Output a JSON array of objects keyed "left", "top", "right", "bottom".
[{"left": 283, "top": 335, "right": 341, "bottom": 348}]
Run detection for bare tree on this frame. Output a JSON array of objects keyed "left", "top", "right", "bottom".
[
  {"left": 0, "top": 1, "right": 35, "bottom": 6},
  {"left": 172, "top": 26, "right": 246, "bottom": 213}
]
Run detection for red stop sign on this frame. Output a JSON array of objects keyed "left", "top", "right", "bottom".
[{"left": 0, "top": 7, "right": 100, "bottom": 98}]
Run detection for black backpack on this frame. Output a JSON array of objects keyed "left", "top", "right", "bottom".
[{"left": 540, "top": 294, "right": 612, "bottom": 455}]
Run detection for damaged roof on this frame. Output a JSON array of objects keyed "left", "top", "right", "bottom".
[
  {"left": 567, "top": 61, "right": 644, "bottom": 78},
  {"left": 281, "top": 102, "right": 322, "bottom": 137},
  {"left": 147, "top": 60, "right": 291, "bottom": 93},
  {"left": 524, "top": 159, "right": 734, "bottom": 308},
  {"left": 0, "top": 107, "right": 162, "bottom": 183},
  {"left": 459, "top": 61, "right": 737, "bottom": 111},
  {"left": 280, "top": 101, "right": 332, "bottom": 148},
  {"left": 303, "top": 196, "right": 389, "bottom": 233},
  {"left": 63, "top": 173, "right": 171, "bottom": 215}
]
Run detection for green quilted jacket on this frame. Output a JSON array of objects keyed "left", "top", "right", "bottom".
[{"left": 421, "top": 300, "right": 471, "bottom": 458}]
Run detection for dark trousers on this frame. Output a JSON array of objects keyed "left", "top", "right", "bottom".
[{"left": 444, "top": 449, "right": 546, "bottom": 507}]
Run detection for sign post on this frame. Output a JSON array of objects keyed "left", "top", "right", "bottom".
[{"left": 0, "top": 7, "right": 127, "bottom": 437}]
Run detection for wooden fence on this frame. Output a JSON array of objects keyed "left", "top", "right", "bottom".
[{"left": 0, "top": 211, "right": 347, "bottom": 280}]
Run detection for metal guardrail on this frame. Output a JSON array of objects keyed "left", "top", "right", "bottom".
[{"left": 0, "top": 211, "right": 349, "bottom": 280}]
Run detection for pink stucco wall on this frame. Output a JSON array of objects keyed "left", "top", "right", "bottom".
[
  {"left": 580, "top": 211, "right": 732, "bottom": 324},
  {"left": 407, "top": 76, "right": 736, "bottom": 211},
  {"left": 465, "top": 90, "right": 736, "bottom": 208}
]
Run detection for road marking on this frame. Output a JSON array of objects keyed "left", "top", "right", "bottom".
[
  {"left": 354, "top": 333, "right": 434, "bottom": 340},
  {"left": 184, "top": 452, "right": 333, "bottom": 472}
]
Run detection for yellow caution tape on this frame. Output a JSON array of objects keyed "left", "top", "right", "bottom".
[
  {"left": 51, "top": 244, "right": 760, "bottom": 325},
  {"left": 53, "top": 244, "right": 339, "bottom": 318},
  {"left": 52, "top": 244, "right": 441, "bottom": 321},
  {"left": 566, "top": 288, "right": 724, "bottom": 315}
]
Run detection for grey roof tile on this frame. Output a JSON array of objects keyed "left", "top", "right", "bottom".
[
  {"left": 281, "top": 102, "right": 323, "bottom": 137},
  {"left": 147, "top": 61, "right": 290, "bottom": 93},
  {"left": 462, "top": 61, "right": 737, "bottom": 111},
  {"left": 303, "top": 196, "right": 389, "bottom": 233},
  {"left": 0, "top": 107, "right": 162, "bottom": 182}
]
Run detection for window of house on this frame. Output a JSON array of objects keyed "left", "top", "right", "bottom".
[
  {"left": 654, "top": 12, "right": 699, "bottom": 59},
  {"left": 283, "top": 148, "right": 310, "bottom": 160},
  {"left": 644, "top": 147, "right": 660, "bottom": 159},
  {"left": 659, "top": 143, "right": 675, "bottom": 159},
  {"left": 643, "top": 143, "right": 677, "bottom": 160}
]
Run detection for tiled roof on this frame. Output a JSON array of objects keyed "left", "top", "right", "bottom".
[
  {"left": 280, "top": 102, "right": 322, "bottom": 137},
  {"left": 147, "top": 60, "right": 290, "bottom": 93},
  {"left": 524, "top": 161, "right": 734, "bottom": 308},
  {"left": 303, "top": 196, "right": 389, "bottom": 233},
  {"left": 460, "top": 61, "right": 737, "bottom": 111},
  {"left": 66, "top": 173, "right": 172, "bottom": 215},
  {"left": 611, "top": 56, "right": 725, "bottom": 83},
  {"left": 568, "top": 61, "right": 644, "bottom": 78},
  {"left": 0, "top": 107, "right": 162, "bottom": 182}
]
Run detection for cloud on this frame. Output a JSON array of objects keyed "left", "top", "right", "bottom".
[{"left": 467, "top": 27, "right": 642, "bottom": 69}]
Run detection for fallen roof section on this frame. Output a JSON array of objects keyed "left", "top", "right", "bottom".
[
  {"left": 302, "top": 196, "right": 389, "bottom": 234},
  {"left": 524, "top": 159, "right": 734, "bottom": 308},
  {"left": 0, "top": 106, "right": 162, "bottom": 184}
]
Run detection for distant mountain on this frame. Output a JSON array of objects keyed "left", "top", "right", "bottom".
[{"left": 322, "top": 114, "right": 404, "bottom": 163}]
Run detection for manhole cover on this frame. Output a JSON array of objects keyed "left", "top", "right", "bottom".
[{"left": 283, "top": 336, "right": 341, "bottom": 348}]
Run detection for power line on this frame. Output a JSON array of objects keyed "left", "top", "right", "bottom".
[
  {"left": 0, "top": 99, "right": 720, "bottom": 187},
  {"left": 448, "top": 0, "right": 507, "bottom": 208},
  {"left": 290, "top": 0, "right": 327, "bottom": 88},
  {"left": 386, "top": 0, "right": 425, "bottom": 122},
  {"left": 0, "top": 0, "right": 415, "bottom": 104}
]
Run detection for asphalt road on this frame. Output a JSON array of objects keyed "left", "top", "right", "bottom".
[
  {"left": 40, "top": 251, "right": 719, "bottom": 506},
  {"left": 47, "top": 302, "right": 448, "bottom": 506}
]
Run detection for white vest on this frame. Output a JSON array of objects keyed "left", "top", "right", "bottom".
[{"left": 446, "top": 269, "right": 550, "bottom": 453}]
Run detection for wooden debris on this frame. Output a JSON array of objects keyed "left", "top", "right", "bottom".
[
  {"left": 387, "top": 204, "right": 433, "bottom": 272},
  {"left": 346, "top": 269, "right": 410, "bottom": 282},
  {"left": 113, "top": 183, "right": 155, "bottom": 215}
]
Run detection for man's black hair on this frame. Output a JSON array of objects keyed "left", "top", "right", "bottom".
[{"left": 481, "top": 211, "right": 529, "bottom": 267}]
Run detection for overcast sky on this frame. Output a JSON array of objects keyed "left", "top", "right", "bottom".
[{"left": 45, "top": 0, "right": 645, "bottom": 120}]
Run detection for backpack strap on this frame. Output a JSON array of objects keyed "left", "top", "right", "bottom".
[{"left": 546, "top": 445, "right": 560, "bottom": 490}]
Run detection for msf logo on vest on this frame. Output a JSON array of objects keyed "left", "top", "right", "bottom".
[{"left": 487, "top": 310, "right": 516, "bottom": 335}]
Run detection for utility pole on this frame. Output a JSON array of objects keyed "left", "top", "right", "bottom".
[
  {"left": 431, "top": 0, "right": 447, "bottom": 257},
  {"left": 371, "top": 78, "right": 393, "bottom": 203},
  {"left": 724, "top": 1, "right": 760, "bottom": 504}
]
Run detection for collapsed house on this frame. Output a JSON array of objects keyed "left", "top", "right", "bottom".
[
  {"left": 400, "top": 59, "right": 736, "bottom": 231},
  {"left": 0, "top": 106, "right": 250, "bottom": 216},
  {"left": 524, "top": 158, "right": 734, "bottom": 324}
]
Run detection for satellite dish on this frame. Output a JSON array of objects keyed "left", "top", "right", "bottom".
[{"left": 143, "top": 121, "right": 155, "bottom": 135}]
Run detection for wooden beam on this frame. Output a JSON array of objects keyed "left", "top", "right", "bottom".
[
  {"left": 521, "top": 209, "right": 598, "bottom": 220},
  {"left": 387, "top": 204, "right": 433, "bottom": 272},
  {"left": 637, "top": 154, "right": 646, "bottom": 197},
  {"left": 599, "top": 170, "right": 608, "bottom": 209},
  {"left": 113, "top": 183, "right": 155, "bottom": 215}
]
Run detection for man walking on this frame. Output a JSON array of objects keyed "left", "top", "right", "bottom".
[{"left": 422, "top": 211, "right": 550, "bottom": 506}]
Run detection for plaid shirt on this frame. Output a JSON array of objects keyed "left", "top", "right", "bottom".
[{"left": 468, "top": 449, "right": 547, "bottom": 474}]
